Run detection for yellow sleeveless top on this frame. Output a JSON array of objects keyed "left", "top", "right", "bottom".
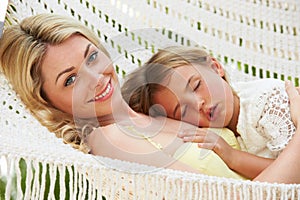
[{"left": 173, "top": 128, "right": 247, "bottom": 180}]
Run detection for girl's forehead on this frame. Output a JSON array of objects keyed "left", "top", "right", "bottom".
[
  {"left": 165, "top": 65, "right": 194, "bottom": 88},
  {"left": 172, "top": 64, "right": 203, "bottom": 78},
  {"left": 167, "top": 63, "right": 214, "bottom": 87}
]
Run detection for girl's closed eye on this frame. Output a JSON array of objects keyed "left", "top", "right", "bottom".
[
  {"left": 86, "top": 50, "right": 98, "bottom": 66},
  {"left": 64, "top": 74, "right": 77, "bottom": 86},
  {"left": 181, "top": 104, "right": 188, "bottom": 118},
  {"left": 193, "top": 80, "right": 201, "bottom": 91}
]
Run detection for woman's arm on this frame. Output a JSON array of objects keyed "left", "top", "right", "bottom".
[
  {"left": 179, "top": 128, "right": 273, "bottom": 179},
  {"left": 254, "top": 81, "right": 300, "bottom": 183}
]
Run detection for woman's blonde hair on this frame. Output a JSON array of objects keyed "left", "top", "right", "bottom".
[
  {"left": 122, "top": 46, "right": 225, "bottom": 116},
  {"left": 0, "top": 13, "right": 109, "bottom": 153}
]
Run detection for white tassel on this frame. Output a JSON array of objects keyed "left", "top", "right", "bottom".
[
  {"left": 67, "top": 165, "right": 74, "bottom": 199},
  {"left": 48, "top": 163, "right": 57, "bottom": 200},
  {"left": 78, "top": 169, "right": 83, "bottom": 199},
  {"left": 4, "top": 156, "right": 13, "bottom": 200},
  {"left": 58, "top": 165, "right": 66, "bottom": 200},
  {"left": 31, "top": 161, "right": 40, "bottom": 200},
  {"left": 23, "top": 159, "right": 33, "bottom": 200},
  {"left": 15, "top": 157, "right": 24, "bottom": 200},
  {"left": 73, "top": 166, "right": 79, "bottom": 199},
  {"left": 82, "top": 171, "right": 87, "bottom": 200},
  {"left": 38, "top": 162, "right": 47, "bottom": 200}
]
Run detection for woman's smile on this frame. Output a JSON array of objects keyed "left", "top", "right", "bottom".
[{"left": 90, "top": 79, "right": 114, "bottom": 103}]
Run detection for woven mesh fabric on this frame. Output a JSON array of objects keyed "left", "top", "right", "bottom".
[{"left": 1, "top": 0, "right": 300, "bottom": 199}]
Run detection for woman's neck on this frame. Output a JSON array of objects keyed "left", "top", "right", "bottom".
[{"left": 97, "top": 99, "right": 146, "bottom": 127}]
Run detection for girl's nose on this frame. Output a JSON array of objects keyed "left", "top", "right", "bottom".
[{"left": 195, "top": 97, "right": 205, "bottom": 112}]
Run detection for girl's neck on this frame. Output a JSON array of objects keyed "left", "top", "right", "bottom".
[{"left": 227, "top": 94, "right": 240, "bottom": 135}]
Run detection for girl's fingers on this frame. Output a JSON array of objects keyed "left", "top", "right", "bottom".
[
  {"left": 178, "top": 128, "right": 207, "bottom": 138},
  {"left": 285, "top": 80, "right": 299, "bottom": 99},
  {"left": 182, "top": 135, "right": 205, "bottom": 142},
  {"left": 182, "top": 134, "right": 219, "bottom": 143},
  {"left": 198, "top": 143, "right": 215, "bottom": 150},
  {"left": 178, "top": 128, "right": 208, "bottom": 138},
  {"left": 183, "top": 136, "right": 216, "bottom": 150},
  {"left": 285, "top": 80, "right": 300, "bottom": 127}
]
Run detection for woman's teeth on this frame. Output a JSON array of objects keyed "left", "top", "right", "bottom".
[{"left": 94, "top": 83, "right": 111, "bottom": 100}]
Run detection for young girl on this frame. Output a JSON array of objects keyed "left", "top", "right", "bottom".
[{"left": 121, "top": 46, "right": 296, "bottom": 179}]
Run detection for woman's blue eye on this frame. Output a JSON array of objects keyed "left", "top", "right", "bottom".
[
  {"left": 64, "top": 74, "right": 76, "bottom": 86},
  {"left": 86, "top": 51, "right": 98, "bottom": 65}
]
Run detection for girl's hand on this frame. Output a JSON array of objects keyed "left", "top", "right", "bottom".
[
  {"left": 178, "top": 128, "right": 220, "bottom": 150},
  {"left": 178, "top": 128, "right": 234, "bottom": 164},
  {"left": 285, "top": 81, "right": 300, "bottom": 127}
]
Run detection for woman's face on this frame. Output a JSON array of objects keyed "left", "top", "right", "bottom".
[
  {"left": 152, "top": 63, "right": 235, "bottom": 128},
  {"left": 41, "top": 35, "right": 119, "bottom": 118}
]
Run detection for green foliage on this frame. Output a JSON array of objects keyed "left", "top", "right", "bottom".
[
  {"left": 0, "top": 158, "right": 105, "bottom": 200},
  {"left": 0, "top": 177, "right": 7, "bottom": 200}
]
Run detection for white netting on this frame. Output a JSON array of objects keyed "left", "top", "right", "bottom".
[{"left": 1, "top": 0, "right": 300, "bottom": 199}]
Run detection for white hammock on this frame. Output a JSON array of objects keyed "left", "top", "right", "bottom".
[{"left": 1, "top": 0, "right": 300, "bottom": 199}]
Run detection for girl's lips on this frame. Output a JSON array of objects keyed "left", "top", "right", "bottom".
[
  {"left": 88, "top": 79, "right": 114, "bottom": 103},
  {"left": 207, "top": 104, "right": 218, "bottom": 121}
]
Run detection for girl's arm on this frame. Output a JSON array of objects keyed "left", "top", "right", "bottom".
[
  {"left": 179, "top": 128, "right": 273, "bottom": 179},
  {"left": 222, "top": 147, "right": 273, "bottom": 179},
  {"left": 254, "top": 81, "right": 300, "bottom": 183}
]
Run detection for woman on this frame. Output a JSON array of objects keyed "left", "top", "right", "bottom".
[
  {"left": 1, "top": 13, "right": 300, "bottom": 183},
  {"left": 0, "top": 13, "right": 243, "bottom": 179}
]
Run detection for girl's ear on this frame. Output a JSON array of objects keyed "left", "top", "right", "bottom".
[{"left": 210, "top": 57, "right": 225, "bottom": 77}]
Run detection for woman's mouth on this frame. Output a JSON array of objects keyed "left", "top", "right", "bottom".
[{"left": 88, "top": 80, "right": 114, "bottom": 103}]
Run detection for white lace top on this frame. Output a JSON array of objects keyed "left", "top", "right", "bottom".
[{"left": 232, "top": 79, "right": 296, "bottom": 159}]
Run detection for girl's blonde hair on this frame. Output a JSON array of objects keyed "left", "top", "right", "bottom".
[
  {"left": 122, "top": 46, "right": 214, "bottom": 116},
  {"left": 0, "top": 13, "right": 109, "bottom": 153}
]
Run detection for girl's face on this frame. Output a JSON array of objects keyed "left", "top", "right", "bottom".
[
  {"left": 41, "top": 35, "right": 119, "bottom": 118},
  {"left": 152, "top": 62, "right": 235, "bottom": 128}
]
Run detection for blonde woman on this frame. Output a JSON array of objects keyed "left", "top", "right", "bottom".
[
  {"left": 1, "top": 13, "right": 300, "bottom": 184},
  {"left": 0, "top": 13, "right": 243, "bottom": 180}
]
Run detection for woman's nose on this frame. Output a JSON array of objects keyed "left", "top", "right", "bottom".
[{"left": 81, "top": 67, "right": 103, "bottom": 89}]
